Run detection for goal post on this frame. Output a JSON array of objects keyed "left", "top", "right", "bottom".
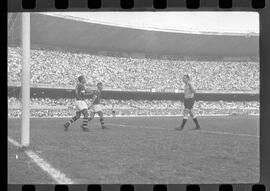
[{"left": 21, "top": 13, "right": 30, "bottom": 147}]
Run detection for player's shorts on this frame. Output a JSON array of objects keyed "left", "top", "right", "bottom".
[
  {"left": 184, "top": 98, "right": 195, "bottom": 110},
  {"left": 90, "top": 104, "right": 103, "bottom": 113},
  {"left": 75, "top": 100, "right": 88, "bottom": 111}
]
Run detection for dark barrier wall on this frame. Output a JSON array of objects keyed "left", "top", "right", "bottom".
[{"left": 8, "top": 86, "right": 259, "bottom": 102}]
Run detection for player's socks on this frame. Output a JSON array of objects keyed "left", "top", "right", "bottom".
[
  {"left": 64, "top": 116, "right": 78, "bottom": 131},
  {"left": 81, "top": 118, "right": 89, "bottom": 131},
  {"left": 69, "top": 116, "right": 77, "bottom": 124},
  {"left": 66, "top": 116, "right": 77, "bottom": 126},
  {"left": 100, "top": 117, "right": 106, "bottom": 128},
  {"left": 192, "top": 117, "right": 200, "bottom": 129},
  {"left": 64, "top": 122, "right": 70, "bottom": 131},
  {"left": 175, "top": 118, "right": 187, "bottom": 130},
  {"left": 181, "top": 118, "right": 187, "bottom": 128}
]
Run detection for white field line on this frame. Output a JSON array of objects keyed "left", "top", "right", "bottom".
[
  {"left": 107, "top": 123, "right": 259, "bottom": 138},
  {"left": 198, "top": 130, "right": 259, "bottom": 138},
  {"left": 107, "top": 123, "right": 166, "bottom": 130},
  {"left": 8, "top": 137, "right": 75, "bottom": 184}
]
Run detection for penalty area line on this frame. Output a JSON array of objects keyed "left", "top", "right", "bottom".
[
  {"left": 8, "top": 137, "right": 75, "bottom": 184},
  {"left": 197, "top": 130, "right": 259, "bottom": 138},
  {"left": 107, "top": 123, "right": 259, "bottom": 138}
]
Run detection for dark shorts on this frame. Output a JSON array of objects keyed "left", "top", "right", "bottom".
[{"left": 184, "top": 98, "right": 195, "bottom": 109}]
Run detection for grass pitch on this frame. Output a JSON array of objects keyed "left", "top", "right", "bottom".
[{"left": 8, "top": 115, "right": 259, "bottom": 184}]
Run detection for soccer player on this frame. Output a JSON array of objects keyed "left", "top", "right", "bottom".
[
  {"left": 175, "top": 75, "right": 200, "bottom": 130},
  {"left": 64, "top": 75, "right": 90, "bottom": 132},
  {"left": 88, "top": 82, "right": 108, "bottom": 129}
]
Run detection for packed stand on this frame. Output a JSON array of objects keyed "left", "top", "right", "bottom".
[
  {"left": 8, "top": 97, "right": 259, "bottom": 118},
  {"left": 8, "top": 46, "right": 259, "bottom": 91}
]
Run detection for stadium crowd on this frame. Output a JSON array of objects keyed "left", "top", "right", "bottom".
[
  {"left": 8, "top": 97, "right": 259, "bottom": 118},
  {"left": 8, "top": 46, "right": 259, "bottom": 91}
]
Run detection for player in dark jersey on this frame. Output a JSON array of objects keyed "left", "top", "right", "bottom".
[
  {"left": 175, "top": 75, "right": 200, "bottom": 130},
  {"left": 64, "top": 75, "right": 90, "bottom": 132},
  {"left": 88, "top": 82, "right": 108, "bottom": 129}
]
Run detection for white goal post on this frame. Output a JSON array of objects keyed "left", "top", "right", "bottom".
[{"left": 21, "top": 13, "right": 30, "bottom": 147}]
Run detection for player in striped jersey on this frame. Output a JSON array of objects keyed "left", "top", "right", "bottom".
[{"left": 88, "top": 82, "right": 108, "bottom": 129}]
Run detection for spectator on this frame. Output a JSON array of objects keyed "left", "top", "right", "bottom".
[{"left": 8, "top": 46, "right": 259, "bottom": 91}]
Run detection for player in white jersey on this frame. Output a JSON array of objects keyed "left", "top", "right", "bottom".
[{"left": 175, "top": 75, "right": 200, "bottom": 130}]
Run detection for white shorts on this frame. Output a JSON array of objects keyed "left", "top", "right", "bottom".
[
  {"left": 75, "top": 100, "right": 88, "bottom": 111},
  {"left": 90, "top": 104, "right": 103, "bottom": 113}
]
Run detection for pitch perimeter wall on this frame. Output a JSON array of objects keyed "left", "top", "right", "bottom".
[{"left": 8, "top": 86, "right": 259, "bottom": 102}]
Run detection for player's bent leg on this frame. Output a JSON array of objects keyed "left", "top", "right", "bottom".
[
  {"left": 175, "top": 109, "right": 189, "bottom": 130},
  {"left": 64, "top": 111, "right": 81, "bottom": 131},
  {"left": 81, "top": 109, "right": 90, "bottom": 132},
  {"left": 190, "top": 109, "right": 200, "bottom": 130},
  {"left": 97, "top": 111, "right": 107, "bottom": 129},
  {"left": 182, "top": 109, "right": 189, "bottom": 128}
]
